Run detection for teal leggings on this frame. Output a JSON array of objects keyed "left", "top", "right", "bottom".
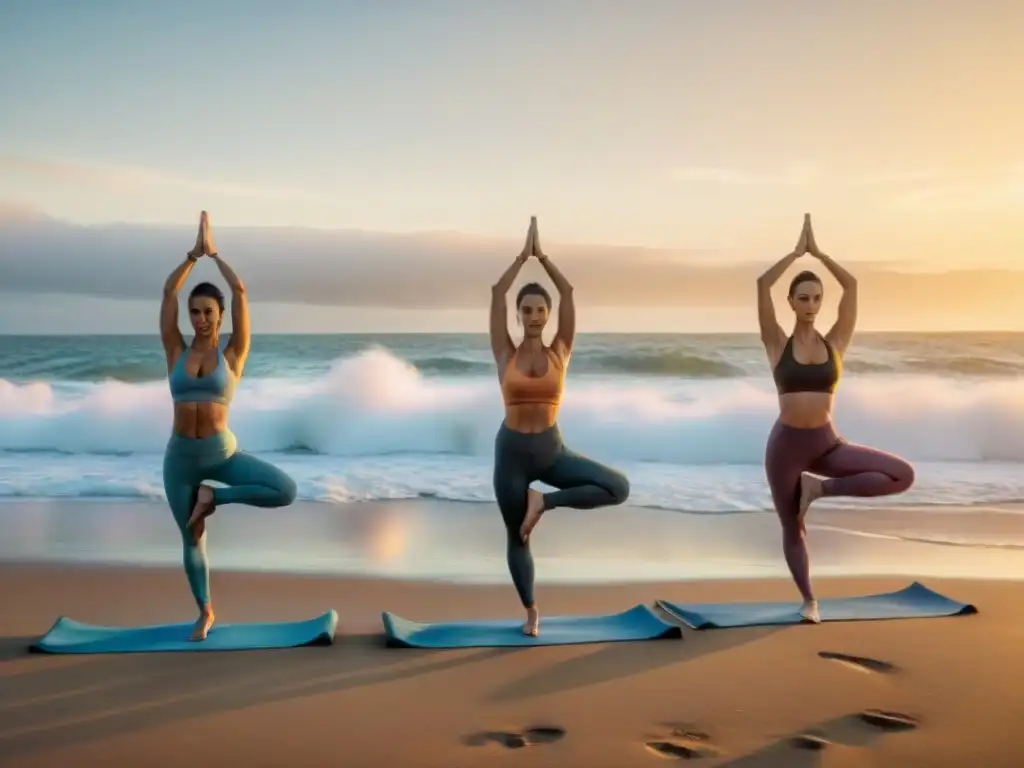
[{"left": 162, "top": 430, "right": 297, "bottom": 608}]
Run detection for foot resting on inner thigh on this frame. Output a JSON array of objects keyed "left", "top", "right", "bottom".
[
  {"left": 187, "top": 485, "right": 216, "bottom": 543},
  {"left": 520, "top": 488, "right": 545, "bottom": 542},
  {"left": 797, "top": 472, "right": 824, "bottom": 525}
]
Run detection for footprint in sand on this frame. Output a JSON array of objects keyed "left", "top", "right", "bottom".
[
  {"left": 792, "top": 709, "right": 919, "bottom": 751},
  {"left": 463, "top": 725, "right": 566, "bottom": 750},
  {"left": 817, "top": 650, "right": 898, "bottom": 675},
  {"left": 858, "top": 709, "right": 919, "bottom": 731},
  {"left": 644, "top": 724, "right": 719, "bottom": 760}
]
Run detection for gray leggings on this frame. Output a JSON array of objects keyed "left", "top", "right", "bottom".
[{"left": 493, "top": 422, "right": 630, "bottom": 608}]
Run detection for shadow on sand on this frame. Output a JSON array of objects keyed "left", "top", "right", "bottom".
[
  {"left": 717, "top": 710, "right": 920, "bottom": 767},
  {"left": 486, "top": 623, "right": 783, "bottom": 702},
  {"left": 0, "top": 633, "right": 514, "bottom": 760}
]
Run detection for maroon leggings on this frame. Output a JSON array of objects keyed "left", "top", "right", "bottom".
[{"left": 764, "top": 419, "right": 915, "bottom": 599}]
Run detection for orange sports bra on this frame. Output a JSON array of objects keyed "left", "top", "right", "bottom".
[{"left": 501, "top": 347, "right": 565, "bottom": 407}]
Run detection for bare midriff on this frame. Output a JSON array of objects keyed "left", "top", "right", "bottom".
[
  {"left": 504, "top": 402, "right": 560, "bottom": 433},
  {"left": 173, "top": 403, "right": 230, "bottom": 439},
  {"left": 501, "top": 347, "right": 564, "bottom": 434},
  {"left": 778, "top": 392, "right": 833, "bottom": 429}
]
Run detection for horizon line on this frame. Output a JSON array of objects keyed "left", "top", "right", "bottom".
[{"left": 2, "top": 329, "right": 1022, "bottom": 338}]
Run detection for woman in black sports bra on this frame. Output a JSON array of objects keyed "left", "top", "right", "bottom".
[{"left": 756, "top": 214, "right": 915, "bottom": 623}]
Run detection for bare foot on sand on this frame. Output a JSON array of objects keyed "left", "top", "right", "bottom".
[
  {"left": 190, "top": 608, "right": 215, "bottom": 641},
  {"left": 187, "top": 485, "right": 216, "bottom": 543},
  {"left": 797, "top": 472, "right": 823, "bottom": 525},
  {"left": 520, "top": 489, "right": 545, "bottom": 542},
  {"left": 800, "top": 599, "right": 821, "bottom": 624},
  {"left": 523, "top": 605, "right": 540, "bottom": 637}
]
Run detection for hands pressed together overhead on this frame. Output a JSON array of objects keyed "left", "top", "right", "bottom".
[
  {"left": 517, "top": 216, "right": 549, "bottom": 263},
  {"left": 793, "top": 213, "right": 826, "bottom": 260},
  {"left": 187, "top": 211, "right": 219, "bottom": 260}
]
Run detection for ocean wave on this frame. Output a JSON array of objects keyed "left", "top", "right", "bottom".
[
  {"left": 581, "top": 352, "right": 743, "bottom": 377},
  {"left": 3, "top": 336, "right": 1024, "bottom": 382},
  {"left": 3, "top": 347, "right": 1024, "bottom": 464},
  {"left": 2, "top": 451, "right": 1023, "bottom": 521},
  {"left": 415, "top": 351, "right": 743, "bottom": 377},
  {"left": 903, "top": 357, "right": 1024, "bottom": 376}
]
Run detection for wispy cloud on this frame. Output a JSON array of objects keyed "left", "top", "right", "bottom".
[
  {"left": 0, "top": 200, "right": 48, "bottom": 222},
  {"left": 890, "top": 167, "right": 1024, "bottom": 210},
  {"left": 847, "top": 169, "right": 947, "bottom": 187},
  {"left": 667, "top": 162, "right": 1024, "bottom": 214},
  {"left": 2, "top": 214, "right": 1019, "bottom": 315},
  {"left": 667, "top": 166, "right": 817, "bottom": 186},
  {"left": 666, "top": 164, "right": 973, "bottom": 191},
  {"left": 0, "top": 155, "right": 335, "bottom": 205}
]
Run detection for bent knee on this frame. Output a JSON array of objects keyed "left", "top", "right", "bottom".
[
  {"left": 609, "top": 472, "right": 630, "bottom": 504},
  {"left": 893, "top": 460, "right": 915, "bottom": 491},
  {"left": 278, "top": 475, "right": 298, "bottom": 506}
]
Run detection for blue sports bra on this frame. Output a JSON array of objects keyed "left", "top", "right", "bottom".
[{"left": 168, "top": 348, "right": 236, "bottom": 406}]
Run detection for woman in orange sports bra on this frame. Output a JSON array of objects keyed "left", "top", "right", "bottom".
[
  {"left": 757, "top": 214, "right": 915, "bottom": 623},
  {"left": 490, "top": 217, "right": 630, "bottom": 636}
]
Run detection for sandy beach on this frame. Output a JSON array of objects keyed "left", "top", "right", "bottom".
[{"left": 0, "top": 556, "right": 1015, "bottom": 767}]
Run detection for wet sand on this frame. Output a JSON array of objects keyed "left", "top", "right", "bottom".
[
  {"left": 1, "top": 498, "right": 1022, "bottom": 583},
  {"left": 0, "top": 560, "right": 1012, "bottom": 767}
]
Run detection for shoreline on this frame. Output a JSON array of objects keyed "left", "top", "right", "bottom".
[{"left": 1, "top": 498, "right": 1022, "bottom": 587}]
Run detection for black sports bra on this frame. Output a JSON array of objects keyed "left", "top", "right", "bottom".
[{"left": 772, "top": 335, "right": 841, "bottom": 395}]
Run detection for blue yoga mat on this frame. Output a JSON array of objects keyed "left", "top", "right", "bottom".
[
  {"left": 381, "top": 604, "right": 681, "bottom": 649},
  {"left": 30, "top": 610, "right": 339, "bottom": 654},
  {"left": 656, "top": 582, "right": 978, "bottom": 630}
]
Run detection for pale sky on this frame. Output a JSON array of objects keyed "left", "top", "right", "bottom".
[{"left": 1, "top": 1, "right": 1022, "bottom": 332}]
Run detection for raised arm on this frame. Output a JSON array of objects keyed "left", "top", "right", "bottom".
[
  {"left": 196, "top": 213, "right": 250, "bottom": 377},
  {"left": 490, "top": 219, "right": 533, "bottom": 374},
  {"left": 807, "top": 218, "right": 857, "bottom": 355},
  {"left": 756, "top": 215, "right": 809, "bottom": 367},
  {"left": 211, "top": 254, "right": 249, "bottom": 374},
  {"left": 532, "top": 221, "right": 575, "bottom": 360},
  {"left": 160, "top": 221, "right": 204, "bottom": 371},
  {"left": 161, "top": 256, "right": 198, "bottom": 369}
]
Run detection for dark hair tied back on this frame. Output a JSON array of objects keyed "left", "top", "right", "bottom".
[
  {"left": 516, "top": 282, "right": 552, "bottom": 309},
  {"left": 188, "top": 282, "right": 226, "bottom": 313},
  {"left": 788, "top": 270, "right": 822, "bottom": 298}
]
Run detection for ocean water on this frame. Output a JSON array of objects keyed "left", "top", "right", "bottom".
[{"left": 3, "top": 332, "right": 1024, "bottom": 522}]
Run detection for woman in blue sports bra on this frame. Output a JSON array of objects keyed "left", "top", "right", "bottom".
[
  {"left": 756, "top": 214, "right": 914, "bottom": 623},
  {"left": 160, "top": 211, "right": 297, "bottom": 641}
]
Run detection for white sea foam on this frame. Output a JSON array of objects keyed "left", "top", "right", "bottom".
[{"left": 1, "top": 348, "right": 1024, "bottom": 514}]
